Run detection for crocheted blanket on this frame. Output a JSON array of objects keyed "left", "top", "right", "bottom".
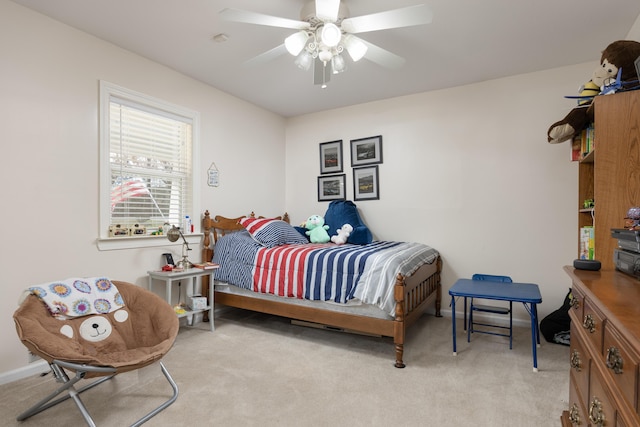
[{"left": 24, "top": 277, "right": 124, "bottom": 318}]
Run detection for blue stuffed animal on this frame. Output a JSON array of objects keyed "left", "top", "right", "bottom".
[{"left": 305, "top": 215, "right": 330, "bottom": 243}]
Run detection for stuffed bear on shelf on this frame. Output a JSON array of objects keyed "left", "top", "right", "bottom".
[{"left": 547, "top": 40, "right": 640, "bottom": 144}]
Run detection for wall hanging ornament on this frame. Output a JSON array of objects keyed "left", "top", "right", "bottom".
[{"left": 207, "top": 162, "right": 219, "bottom": 187}]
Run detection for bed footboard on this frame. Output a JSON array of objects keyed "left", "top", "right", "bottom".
[{"left": 392, "top": 256, "right": 442, "bottom": 368}]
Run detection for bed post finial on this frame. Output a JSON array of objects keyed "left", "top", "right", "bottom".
[
  {"left": 203, "top": 211, "right": 211, "bottom": 249},
  {"left": 283, "top": 212, "right": 290, "bottom": 224}
]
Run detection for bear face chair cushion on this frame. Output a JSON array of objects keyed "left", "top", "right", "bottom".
[
  {"left": 14, "top": 280, "right": 179, "bottom": 374},
  {"left": 13, "top": 279, "right": 179, "bottom": 426}
]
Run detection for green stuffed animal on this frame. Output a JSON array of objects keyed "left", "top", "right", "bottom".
[{"left": 305, "top": 215, "right": 331, "bottom": 243}]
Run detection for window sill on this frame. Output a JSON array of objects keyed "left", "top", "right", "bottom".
[{"left": 96, "top": 233, "right": 203, "bottom": 251}]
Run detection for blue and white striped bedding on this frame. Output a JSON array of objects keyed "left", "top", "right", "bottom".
[{"left": 212, "top": 230, "right": 439, "bottom": 316}]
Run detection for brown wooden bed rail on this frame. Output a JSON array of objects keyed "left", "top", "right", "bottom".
[{"left": 200, "top": 210, "right": 442, "bottom": 368}]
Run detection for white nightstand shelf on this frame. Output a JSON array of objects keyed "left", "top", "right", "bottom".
[{"left": 147, "top": 267, "right": 219, "bottom": 331}]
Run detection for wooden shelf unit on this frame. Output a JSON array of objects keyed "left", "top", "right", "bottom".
[{"left": 576, "top": 90, "right": 640, "bottom": 270}]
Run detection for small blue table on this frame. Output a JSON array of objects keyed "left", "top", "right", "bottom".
[{"left": 449, "top": 278, "right": 542, "bottom": 372}]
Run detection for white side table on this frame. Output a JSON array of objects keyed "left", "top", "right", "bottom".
[{"left": 147, "top": 267, "right": 218, "bottom": 331}]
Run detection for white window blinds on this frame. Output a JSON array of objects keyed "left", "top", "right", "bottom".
[{"left": 100, "top": 82, "right": 196, "bottom": 239}]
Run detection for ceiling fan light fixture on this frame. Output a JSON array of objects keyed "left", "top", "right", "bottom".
[
  {"left": 320, "top": 23, "right": 341, "bottom": 48},
  {"left": 343, "top": 34, "right": 368, "bottom": 62},
  {"left": 294, "top": 50, "right": 313, "bottom": 71},
  {"left": 285, "top": 31, "right": 310, "bottom": 56},
  {"left": 318, "top": 49, "right": 333, "bottom": 63},
  {"left": 331, "top": 54, "right": 346, "bottom": 74}
]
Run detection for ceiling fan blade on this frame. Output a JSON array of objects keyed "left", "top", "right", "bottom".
[
  {"left": 341, "top": 4, "right": 433, "bottom": 34},
  {"left": 316, "top": 0, "right": 340, "bottom": 22},
  {"left": 313, "top": 58, "right": 331, "bottom": 87},
  {"left": 358, "top": 38, "right": 406, "bottom": 69},
  {"left": 220, "top": 8, "right": 310, "bottom": 30},
  {"left": 244, "top": 44, "right": 288, "bottom": 67}
]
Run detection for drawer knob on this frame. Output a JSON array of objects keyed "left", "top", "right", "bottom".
[
  {"left": 570, "top": 350, "right": 582, "bottom": 371},
  {"left": 568, "top": 403, "right": 581, "bottom": 425},
  {"left": 570, "top": 297, "right": 580, "bottom": 310},
  {"left": 606, "top": 347, "right": 623, "bottom": 374},
  {"left": 588, "top": 397, "right": 605, "bottom": 426},
  {"left": 582, "top": 314, "right": 596, "bottom": 333}
]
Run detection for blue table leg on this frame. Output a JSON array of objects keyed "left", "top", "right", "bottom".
[
  {"left": 530, "top": 303, "right": 538, "bottom": 372},
  {"left": 534, "top": 304, "right": 540, "bottom": 345},
  {"left": 451, "top": 295, "right": 457, "bottom": 356},
  {"left": 463, "top": 296, "right": 467, "bottom": 331}
]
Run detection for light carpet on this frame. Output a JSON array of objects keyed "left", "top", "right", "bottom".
[{"left": 0, "top": 309, "right": 569, "bottom": 426}]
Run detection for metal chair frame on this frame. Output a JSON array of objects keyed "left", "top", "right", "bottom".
[
  {"left": 17, "top": 359, "right": 178, "bottom": 427},
  {"left": 467, "top": 274, "right": 514, "bottom": 349}
]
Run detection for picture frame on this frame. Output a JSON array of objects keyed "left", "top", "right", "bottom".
[
  {"left": 319, "top": 140, "right": 343, "bottom": 174},
  {"left": 353, "top": 166, "right": 379, "bottom": 201},
  {"left": 317, "top": 174, "right": 346, "bottom": 202},
  {"left": 350, "top": 135, "right": 383, "bottom": 167}
]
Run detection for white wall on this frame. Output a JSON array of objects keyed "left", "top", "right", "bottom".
[
  {"left": 285, "top": 63, "right": 603, "bottom": 324},
  {"left": 0, "top": 0, "right": 286, "bottom": 378}
]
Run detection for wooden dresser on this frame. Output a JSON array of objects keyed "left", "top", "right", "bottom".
[{"left": 561, "top": 266, "right": 640, "bottom": 426}]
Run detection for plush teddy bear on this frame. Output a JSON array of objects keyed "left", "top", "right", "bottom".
[
  {"left": 331, "top": 224, "right": 353, "bottom": 245},
  {"left": 305, "top": 214, "right": 331, "bottom": 243},
  {"left": 547, "top": 40, "right": 640, "bottom": 144}
]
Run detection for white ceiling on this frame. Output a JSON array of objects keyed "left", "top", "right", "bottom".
[{"left": 11, "top": 0, "right": 640, "bottom": 117}]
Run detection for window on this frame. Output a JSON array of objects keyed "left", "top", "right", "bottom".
[{"left": 99, "top": 81, "right": 200, "bottom": 249}]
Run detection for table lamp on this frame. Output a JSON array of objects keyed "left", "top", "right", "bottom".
[{"left": 167, "top": 225, "right": 193, "bottom": 269}]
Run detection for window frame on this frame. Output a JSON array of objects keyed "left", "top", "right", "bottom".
[{"left": 97, "top": 81, "right": 200, "bottom": 251}]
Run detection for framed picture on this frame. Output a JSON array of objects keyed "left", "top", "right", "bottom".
[
  {"left": 319, "top": 140, "right": 343, "bottom": 174},
  {"left": 317, "top": 174, "right": 346, "bottom": 202},
  {"left": 350, "top": 135, "right": 383, "bottom": 167},
  {"left": 353, "top": 166, "right": 379, "bottom": 201}
]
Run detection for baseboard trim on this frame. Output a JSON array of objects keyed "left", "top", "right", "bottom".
[
  {"left": 441, "top": 308, "right": 532, "bottom": 329},
  {"left": 0, "top": 360, "right": 49, "bottom": 386}
]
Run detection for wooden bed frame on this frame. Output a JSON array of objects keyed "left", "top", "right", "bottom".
[{"left": 200, "top": 210, "right": 442, "bottom": 368}]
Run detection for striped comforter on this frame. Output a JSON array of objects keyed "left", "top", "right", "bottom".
[{"left": 212, "top": 230, "right": 439, "bottom": 316}]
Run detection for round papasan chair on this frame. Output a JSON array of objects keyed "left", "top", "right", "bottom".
[{"left": 13, "top": 279, "right": 179, "bottom": 427}]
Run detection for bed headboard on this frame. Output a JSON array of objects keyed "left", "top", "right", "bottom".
[{"left": 201, "top": 210, "right": 290, "bottom": 262}]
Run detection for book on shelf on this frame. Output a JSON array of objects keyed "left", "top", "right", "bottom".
[
  {"left": 192, "top": 262, "right": 219, "bottom": 270},
  {"left": 579, "top": 226, "right": 595, "bottom": 260},
  {"left": 571, "top": 123, "right": 595, "bottom": 161}
]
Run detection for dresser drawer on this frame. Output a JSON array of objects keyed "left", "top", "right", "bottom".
[
  {"left": 589, "top": 367, "right": 617, "bottom": 427},
  {"left": 603, "top": 323, "right": 639, "bottom": 415},
  {"left": 567, "top": 380, "right": 587, "bottom": 426},
  {"left": 569, "top": 321, "right": 590, "bottom": 405},
  {"left": 582, "top": 297, "right": 605, "bottom": 353}
]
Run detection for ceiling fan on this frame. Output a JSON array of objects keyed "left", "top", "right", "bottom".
[{"left": 219, "top": 0, "right": 433, "bottom": 88}]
